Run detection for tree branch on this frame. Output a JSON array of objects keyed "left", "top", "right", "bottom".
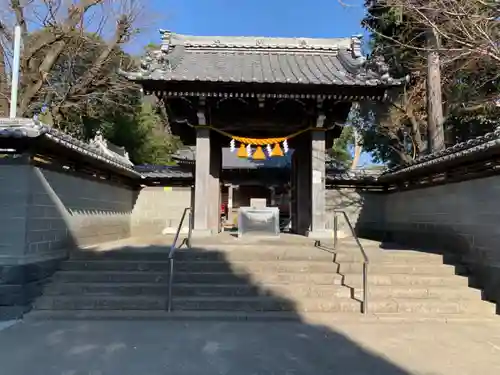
[
  {"left": 67, "top": 14, "right": 132, "bottom": 99},
  {"left": 10, "top": 0, "right": 28, "bottom": 37},
  {"left": 19, "top": 0, "right": 105, "bottom": 115}
]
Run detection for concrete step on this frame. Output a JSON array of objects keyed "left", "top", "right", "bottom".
[
  {"left": 0, "top": 285, "right": 24, "bottom": 306},
  {"left": 41, "top": 281, "right": 485, "bottom": 303},
  {"left": 71, "top": 251, "right": 171, "bottom": 262},
  {"left": 338, "top": 262, "right": 459, "bottom": 276},
  {"left": 25, "top": 309, "right": 304, "bottom": 321},
  {"left": 33, "top": 295, "right": 364, "bottom": 313},
  {"left": 60, "top": 260, "right": 339, "bottom": 274},
  {"left": 25, "top": 309, "right": 500, "bottom": 323},
  {"left": 52, "top": 271, "right": 171, "bottom": 284},
  {"left": 173, "top": 272, "right": 344, "bottom": 285},
  {"left": 71, "top": 248, "right": 335, "bottom": 262},
  {"left": 33, "top": 295, "right": 360, "bottom": 312},
  {"left": 334, "top": 246, "right": 461, "bottom": 264},
  {"left": 0, "top": 305, "right": 30, "bottom": 321},
  {"left": 173, "top": 297, "right": 496, "bottom": 314},
  {"left": 354, "top": 285, "right": 483, "bottom": 300},
  {"left": 51, "top": 270, "right": 344, "bottom": 285},
  {"left": 43, "top": 282, "right": 171, "bottom": 297},
  {"left": 43, "top": 282, "right": 353, "bottom": 298},
  {"left": 363, "top": 299, "right": 497, "bottom": 315},
  {"left": 343, "top": 273, "right": 471, "bottom": 287},
  {"left": 335, "top": 254, "right": 461, "bottom": 266},
  {"left": 51, "top": 269, "right": 472, "bottom": 288},
  {"left": 60, "top": 260, "right": 173, "bottom": 272},
  {"left": 34, "top": 295, "right": 169, "bottom": 310},
  {"left": 173, "top": 296, "right": 361, "bottom": 312}
]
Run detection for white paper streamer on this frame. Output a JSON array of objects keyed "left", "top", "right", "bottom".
[{"left": 283, "top": 139, "right": 289, "bottom": 153}]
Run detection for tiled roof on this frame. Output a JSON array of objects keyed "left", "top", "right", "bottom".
[
  {"left": 380, "top": 126, "right": 500, "bottom": 180},
  {"left": 173, "top": 147, "right": 293, "bottom": 169},
  {"left": 326, "top": 168, "right": 384, "bottom": 182},
  {"left": 132, "top": 163, "right": 384, "bottom": 182},
  {"left": 133, "top": 164, "right": 192, "bottom": 179},
  {"left": 119, "top": 31, "right": 406, "bottom": 87},
  {"left": 0, "top": 118, "right": 141, "bottom": 177}
]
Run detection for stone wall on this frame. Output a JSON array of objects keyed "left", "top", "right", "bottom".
[
  {"left": 331, "top": 175, "right": 498, "bottom": 303},
  {"left": 131, "top": 186, "right": 193, "bottom": 237},
  {"left": 0, "top": 159, "right": 136, "bottom": 266},
  {"left": 0, "top": 158, "right": 136, "bottom": 318},
  {"left": 378, "top": 176, "right": 500, "bottom": 301},
  {"left": 325, "top": 187, "right": 385, "bottom": 238}
]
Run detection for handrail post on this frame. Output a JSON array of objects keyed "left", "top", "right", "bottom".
[
  {"left": 167, "top": 207, "right": 192, "bottom": 313},
  {"left": 167, "top": 258, "right": 174, "bottom": 312},
  {"left": 333, "top": 210, "right": 369, "bottom": 315},
  {"left": 333, "top": 213, "right": 338, "bottom": 250},
  {"left": 187, "top": 209, "right": 193, "bottom": 249},
  {"left": 363, "top": 262, "right": 368, "bottom": 314}
]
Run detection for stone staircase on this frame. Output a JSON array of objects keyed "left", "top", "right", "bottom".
[{"left": 27, "top": 239, "right": 498, "bottom": 320}]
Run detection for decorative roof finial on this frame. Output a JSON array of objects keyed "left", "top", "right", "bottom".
[
  {"left": 159, "top": 29, "right": 173, "bottom": 52},
  {"left": 350, "top": 34, "right": 363, "bottom": 59}
]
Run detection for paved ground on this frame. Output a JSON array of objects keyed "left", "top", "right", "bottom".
[{"left": 1, "top": 318, "right": 500, "bottom": 375}]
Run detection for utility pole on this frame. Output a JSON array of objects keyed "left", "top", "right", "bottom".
[
  {"left": 9, "top": 25, "right": 21, "bottom": 118},
  {"left": 426, "top": 28, "right": 445, "bottom": 152}
]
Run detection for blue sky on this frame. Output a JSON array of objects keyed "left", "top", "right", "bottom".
[
  {"left": 132, "top": 0, "right": 373, "bottom": 166},
  {"left": 133, "top": 0, "right": 368, "bottom": 52}
]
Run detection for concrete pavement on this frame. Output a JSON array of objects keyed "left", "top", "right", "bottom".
[{"left": 0, "top": 318, "right": 500, "bottom": 375}]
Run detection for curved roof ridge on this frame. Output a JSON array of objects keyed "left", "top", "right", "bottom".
[{"left": 160, "top": 30, "right": 354, "bottom": 52}]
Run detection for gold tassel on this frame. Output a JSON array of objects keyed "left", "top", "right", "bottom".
[
  {"left": 272, "top": 143, "right": 284, "bottom": 157},
  {"left": 253, "top": 146, "right": 266, "bottom": 160},
  {"left": 237, "top": 143, "right": 247, "bottom": 158}
]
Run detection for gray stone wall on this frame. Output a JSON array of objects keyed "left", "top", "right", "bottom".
[
  {"left": 0, "top": 160, "right": 135, "bottom": 266},
  {"left": 381, "top": 178, "right": 495, "bottom": 256},
  {"left": 29, "top": 168, "right": 135, "bottom": 253},
  {"left": 0, "top": 159, "right": 31, "bottom": 265},
  {"left": 379, "top": 176, "right": 500, "bottom": 300},
  {"left": 325, "top": 187, "right": 385, "bottom": 238},
  {"left": 0, "top": 158, "right": 137, "bottom": 318},
  {"left": 131, "top": 186, "right": 193, "bottom": 237}
]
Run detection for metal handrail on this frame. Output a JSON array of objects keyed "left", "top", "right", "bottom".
[
  {"left": 332, "top": 210, "right": 369, "bottom": 314},
  {"left": 167, "top": 207, "right": 193, "bottom": 312}
]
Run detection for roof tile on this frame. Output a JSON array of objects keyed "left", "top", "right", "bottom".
[{"left": 120, "top": 32, "right": 406, "bottom": 87}]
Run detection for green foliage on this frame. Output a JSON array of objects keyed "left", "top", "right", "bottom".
[
  {"left": 132, "top": 102, "right": 182, "bottom": 165},
  {"left": 101, "top": 102, "right": 181, "bottom": 165},
  {"left": 329, "top": 125, "right": 354, "bottom": 167}
]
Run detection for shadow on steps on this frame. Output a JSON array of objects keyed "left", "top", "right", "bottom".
[{"left": 14, "top": 240, "right": 418, "bottom": 375}]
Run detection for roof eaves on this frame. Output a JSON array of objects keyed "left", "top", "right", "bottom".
[
  {"left": 380, "top": 126, "right": 500, "bottom": 180},
  {"left": 0, "top": 118, "right": 142, "bottom": 178},
  {"left": 120, "top": 31, "right": 409, "bottom": 87}
]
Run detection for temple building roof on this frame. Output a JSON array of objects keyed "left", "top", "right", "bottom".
[
  {"left": 173, "top": 147, "right": 293, "bottom": 169},
  {"left": 120, "top": 31, "right": 407, "bottom": 88}
]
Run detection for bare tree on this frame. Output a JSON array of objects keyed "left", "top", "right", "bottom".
[
  {"left": 0, "top": 0, "right": 149, "bottom": 134},
  {"left": 340, "top": 0, "right": 499, "bottom": 159},
  {"left": 382, "top": 0, "right": 499, "bottom": 151}
]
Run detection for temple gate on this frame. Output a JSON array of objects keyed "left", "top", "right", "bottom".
[{"left": 121, "top": 31, "right": 404, "bottom": 237}]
